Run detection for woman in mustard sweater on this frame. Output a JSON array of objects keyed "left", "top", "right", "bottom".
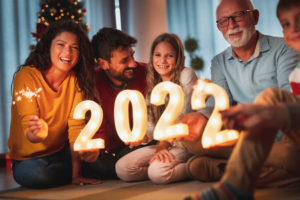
[{"left": 8, "top": 20, "right": 100, "bottom": 188}]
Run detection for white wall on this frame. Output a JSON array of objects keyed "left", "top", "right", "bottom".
[{"left": 126, "top": 0, "right": 168, "bottom": 63}]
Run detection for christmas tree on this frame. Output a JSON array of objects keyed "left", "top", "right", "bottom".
[{"left": 32, "top": 0, "right": 88, "bottom": 40}]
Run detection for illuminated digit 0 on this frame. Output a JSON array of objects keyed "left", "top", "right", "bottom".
[
  {"left": 73, "top": 100, "right": 104, "bottom": 151},
  {"left": 191, "top": 79, "right": 239, "bottom": 148},
  {"left": 114, "top": 90, "right": 147, "bottom": 142},
  {"left": 151, "top": 81, "right": 189, "bottom": 140}
]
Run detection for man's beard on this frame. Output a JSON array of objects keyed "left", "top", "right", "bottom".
[
  {"left": 225, "top": 25, "right": 256, "bottom": 48},
  {"left": 112, "top": 67, "right": 136, "bottom": 83}
]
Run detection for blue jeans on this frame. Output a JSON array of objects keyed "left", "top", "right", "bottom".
[{"left": 12, "top": 145, "right": 72, "bottom": 189}]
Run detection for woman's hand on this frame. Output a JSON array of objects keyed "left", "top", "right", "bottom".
[
  {"left": 79, "top": 149, "right": 100, "bottom": 163},
  {"left": 26, "top": 115, "right": 48, "bottom": 143},
  {"left": 72, "top": 176, "right": 102, "bottom": 186},
  {"left": 70, "top": 143, "right": 102, "bottom": 186}
]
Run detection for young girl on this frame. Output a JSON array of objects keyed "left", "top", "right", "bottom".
[
  {"left": 8, "top": 20, "right": 101, "bottom": 188},
  {"left": 116, "top": 33, "right": 198, "bottom": 184}
]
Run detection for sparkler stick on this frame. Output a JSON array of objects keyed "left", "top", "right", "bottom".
[{"left": 12, "top": 87, "right": 42, "bottom": 105}]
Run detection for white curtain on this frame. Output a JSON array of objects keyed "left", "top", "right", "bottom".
[
  {"left": 119, "top": 0, "right": 168, "bottom": 62},
  {"left": 0, "top": 0, "right": 40, "bottom": 154},
  {"left": 83, "top": 0, "right": 116, "bottom": 39},
  {"left": 0, "top": 0, "right": 116, "bottom": 154}
]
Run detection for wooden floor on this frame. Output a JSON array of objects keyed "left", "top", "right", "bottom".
[{"left": 1, "top": 165, "right": 300, "bottom": 200}]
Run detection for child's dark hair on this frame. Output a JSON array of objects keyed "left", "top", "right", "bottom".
[
  {"left": 91, "top": 27, "right": 137, "bottom": 61},
  {"left": 277, "top": 0, "right": 300, "bottom": 18}
]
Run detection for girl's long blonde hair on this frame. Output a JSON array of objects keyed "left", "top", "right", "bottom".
[{"left": 147, "top": 33, "right": 185, "bottom": 124}]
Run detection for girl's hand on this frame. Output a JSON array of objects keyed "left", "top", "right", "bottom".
[
  {"left": 72, "top": 176, "right": 102, "bottom": 186},
  {"left": 26, "top": 115, "right": 48, "bottom": 143},
  {"left": 150, "top": 149, "right": 175, "bottom": 163},
  {"left": 150, "top": 141, "right": 172, "bottom": 163}
]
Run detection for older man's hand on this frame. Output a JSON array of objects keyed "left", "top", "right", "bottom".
[{"left": 177, "top": 112, "right": 208, "bottom": 142}]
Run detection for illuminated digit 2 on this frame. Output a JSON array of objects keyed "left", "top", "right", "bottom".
[
  {"left": 151, "top": 81, "right": 189, "bottom": 140},
  {"left": 73, "top": 100, "right": 104, "bottom": 151},
  {"left": 191, "top": 80, "right": 239, "bottom": 148}
]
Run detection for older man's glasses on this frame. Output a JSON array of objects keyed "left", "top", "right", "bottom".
[{"left": 216, "top": 10, "right": 254, "bottom": 28}]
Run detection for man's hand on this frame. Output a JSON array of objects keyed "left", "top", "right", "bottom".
[
  {"left": 220, "top": 103, "right": 288, "bottom": 132},
  {"left": 125, "top": 135, "right": 150, "bottom": 148},
  {"left": 79, "top": 149, "right": 100, "bottom": 163},
  {"left": 125, "top": 140, "right": 143, "bottom": 149},
  {"left": 26, "top": 115, "right": 48, "bottom": 143},
  {"left": 177, "top": 112, "right": 208, "bottom": 142}
]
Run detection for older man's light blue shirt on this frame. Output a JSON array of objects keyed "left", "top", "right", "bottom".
[{"left": 201, "top": 33, "right": 299, "bottom": 117}]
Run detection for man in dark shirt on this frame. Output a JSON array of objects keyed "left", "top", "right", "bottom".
[{"left": 80, "top": 27, "right": 150, "bottom": 179}]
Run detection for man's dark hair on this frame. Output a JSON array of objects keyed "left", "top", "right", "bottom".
[
  {"left": 91, "top": 27, "right": 137, "bottom": 61},
  {"left": 277, "top": 0, "right": 300, "bottom": 18}
]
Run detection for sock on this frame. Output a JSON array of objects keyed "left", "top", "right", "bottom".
[{"left": 184, "top": 182, "right": 253, "bottom": 200}]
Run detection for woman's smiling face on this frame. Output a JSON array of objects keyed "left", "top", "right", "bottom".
[{"left": 50, "top": 31, "right": 80, "bottom": 73}]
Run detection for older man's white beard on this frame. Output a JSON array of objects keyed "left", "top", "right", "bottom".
[{"left": 225, "top": 26, "right": 256, "bottom": 48}]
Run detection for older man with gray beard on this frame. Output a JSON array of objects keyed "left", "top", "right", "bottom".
[{"left": 177, "top": 0, "right": 299, "bottom": 185}]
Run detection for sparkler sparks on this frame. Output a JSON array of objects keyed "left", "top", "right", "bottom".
[{"left": 12, "top": 87, "right": 42, "bottom": 105}]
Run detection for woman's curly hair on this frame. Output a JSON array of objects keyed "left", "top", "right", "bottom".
[{"left": 14, "top": 20, "right": 99, "bottom": 102}]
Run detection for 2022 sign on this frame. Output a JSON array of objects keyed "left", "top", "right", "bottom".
[{"left": 73, "top": 80, "right": 239, "bottom": 151}]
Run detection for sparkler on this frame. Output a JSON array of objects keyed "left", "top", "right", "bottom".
[{"left": 12, "top": 87, "right": 42, "bottom": 105}]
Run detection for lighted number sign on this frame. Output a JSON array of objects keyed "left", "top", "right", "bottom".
[
  {"left": 73, "top": 80, "right": 238, "bottom": 150},
  {"left": 73, "top": 100, "right": 105, "bottom": 151},
  {"left": 191, "top": 80, "right": 239, "bottom": 148},
  {"left": 150, "top": 81, "right": 189, "bottom": 140},
  {"left": 114, "top": 90, "right": 147, "bottom": 142}
]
